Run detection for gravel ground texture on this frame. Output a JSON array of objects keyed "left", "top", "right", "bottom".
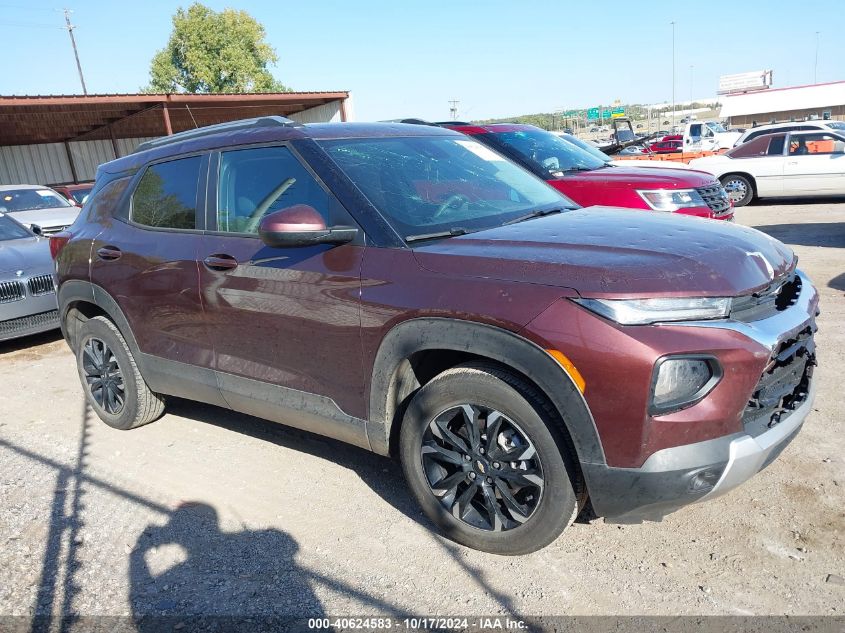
[{"left": 0, "top": 200, "right": 843, "bottom": 624}]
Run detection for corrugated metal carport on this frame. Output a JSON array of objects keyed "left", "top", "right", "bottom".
[{"left": 0, "top": 91, "right": 351, "bottom": 186}]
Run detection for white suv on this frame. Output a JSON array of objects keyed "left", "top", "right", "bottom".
[{"left": 734, "top": 120, "right": 845, "bottom": 146}]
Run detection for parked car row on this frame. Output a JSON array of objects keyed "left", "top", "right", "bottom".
[{"left": 44, "top": 116, "right": 817, "bottom": 556}]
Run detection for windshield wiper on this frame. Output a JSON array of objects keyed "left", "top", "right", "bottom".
[
  {"left": 503, "top": 207, "right": 567, "bottom": 226},
  {"left": 405, "top": 227, "right": 469, "bottom": 244}
]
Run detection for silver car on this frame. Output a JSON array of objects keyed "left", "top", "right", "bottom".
[
  {"left": 0, "top": 184, "right": 80, "bottom": 234},
  {"left": 0, "top": 212, "right": 59, "bottom": 342}
]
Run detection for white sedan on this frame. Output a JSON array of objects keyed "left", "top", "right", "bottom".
[{"left": 689, "top": 130, "right": 845, "bottom": 206}]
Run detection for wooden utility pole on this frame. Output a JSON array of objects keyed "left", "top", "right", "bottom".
[{"left": 63, "top": 9, "right": 88, "bottom": 95}]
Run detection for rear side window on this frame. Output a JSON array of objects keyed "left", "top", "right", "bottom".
[{"left": 131, "top": 156, "right": 202, "bottom": 229}]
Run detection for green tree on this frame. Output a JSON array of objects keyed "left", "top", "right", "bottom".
[{"left": 145, "top": 3, "right": 289, "bottom": 93}]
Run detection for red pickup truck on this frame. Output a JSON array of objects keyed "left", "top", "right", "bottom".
[{"left": 441, "top": 123, "right": 733, "bottom": 220}]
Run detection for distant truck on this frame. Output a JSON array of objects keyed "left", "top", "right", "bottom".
[{"left": 683, "top": 121, "right": 742, "bottom": 152}]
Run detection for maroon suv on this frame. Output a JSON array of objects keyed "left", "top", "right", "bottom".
[{"left": 54, "top": 117, "right": 819, "bottom": 554}]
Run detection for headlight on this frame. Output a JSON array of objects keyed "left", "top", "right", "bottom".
[
  {"left": 651, "top": 356, "right": 722, "bottom": 414},
  {"left": 572, "top": 296, "right": 730, "bottom": 325},
  {"left": 637, "top": 188, "right": 706, "bottom": 211}
]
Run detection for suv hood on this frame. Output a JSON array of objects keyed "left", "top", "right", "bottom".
[
  {"left": 414, "top": 209, "right": 794, "bottom": 298},
  {"left": 554, "top": 165, "right": 716, "bottom": 189}
]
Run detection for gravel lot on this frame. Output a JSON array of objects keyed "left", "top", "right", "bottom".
[{"left": 1, "top": 200, "right": 843, "bottom": 624}]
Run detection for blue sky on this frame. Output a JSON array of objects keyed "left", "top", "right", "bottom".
[{"left": 2, "top": 0, "right": 842, "bottom": 121}]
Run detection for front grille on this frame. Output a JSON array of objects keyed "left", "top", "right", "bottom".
[
  {"left": 696, "top": 184, "right": 732, "bottom": 215},
  {"left": 0, "top": 309, "right": 59, "bottom": 338},
  {"left": 0, "top": 280, "right": 25, "bottom": 304},
  {"left": 27, "top": 274, "right": 55, "bottom": 296},
  {"left": 731, "top": 272, "right": 802, "bottom": 322},
  {"left": 39, "top": 226, "right": 70, "bottom": 235},
  {"left": 743, "top": 324, "right": 816, "bottom": 438}
]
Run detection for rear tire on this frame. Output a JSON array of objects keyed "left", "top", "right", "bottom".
[
  {"left": 720, "top": 174, "right": 754, "bottom": 207},
  {"left": 399, "top": 362, "right": 581, "bottom": 555},
  {"left": 75, "top": 316, "right": 165, "bottom": 430}
]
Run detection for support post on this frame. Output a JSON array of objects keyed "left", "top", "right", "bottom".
[
  {"left": 108, "top": 124, "right": 120, "bottom": 159},
  {"left": 64, "top": 141, "right": 79, "bottom": 184},
  {"left": 162, "top": 103, "right": 173, "bottom": 135}
]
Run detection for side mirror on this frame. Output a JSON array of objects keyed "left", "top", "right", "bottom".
[
  {"left": 30, "top": 224, "right": 43, "bottom": 236},
  {"left": 258, "top": 205, "right": 357, "bottom": 248}
]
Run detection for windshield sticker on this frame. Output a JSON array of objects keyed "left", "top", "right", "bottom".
[
  {"left": 36, "top": 190, "right": 55, "bottom": 197},
  {"left": 455, "top": 140, "right": 506, "bottom": 162}
]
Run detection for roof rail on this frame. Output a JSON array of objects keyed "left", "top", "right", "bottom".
[{"left": 133, "top": 115, "right": 301, "bottom": 153}]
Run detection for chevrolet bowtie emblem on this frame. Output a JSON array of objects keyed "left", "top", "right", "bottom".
[{"left": 15, "top": 270, "right": 23, "bottom": 277}]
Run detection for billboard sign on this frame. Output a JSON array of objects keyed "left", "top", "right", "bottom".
[
  {"left": 718, "top": 70, "right": 773, "bottom": 95},
  {"left": 611, "top": 107, "right": 626, "bottom": 118}
]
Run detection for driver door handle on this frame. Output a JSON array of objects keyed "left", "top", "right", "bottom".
[
  {"left": 96, "top": 246, "right": 122, "bottom": 261},
  {"left": 203, "top": 254, "right": 239, "bottom": 272}
]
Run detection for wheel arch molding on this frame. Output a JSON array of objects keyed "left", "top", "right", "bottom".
[
  {"left": 58, "top": 280, "right": 141, "bottom": 355},
  {"left": 367, "top": 317, "right": 606, "bottom": 467}
]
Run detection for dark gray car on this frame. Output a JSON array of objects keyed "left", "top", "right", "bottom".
[{"left": 0, "top": 212, "right": 58, "bottom": 342}]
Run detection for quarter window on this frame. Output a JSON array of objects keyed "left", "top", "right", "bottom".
[
  {"left": 86, "top": 177, "right": 131, "bottom": 223},
  {"left": 131, "top": 156, "right": 202, "bottom": 229},
  {"left": 216, "top": 146, "right": 329, "bottom": 234}
]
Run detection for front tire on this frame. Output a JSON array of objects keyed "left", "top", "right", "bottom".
[
  {"left": 75, "top": 316, "right": 165, "bottom": 430},
  {"left": 399, "top": 362, "right": 581, "bottom": 555},
  {"left": 720, "top": 174, "right": 754, "bottom": 207}
]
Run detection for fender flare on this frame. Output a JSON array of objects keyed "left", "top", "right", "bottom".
[
  {"left": 58, "top": 279, "right": 144, "bottom": 365},
  {"left": 367, "top": 317, "right": 606, "bottom": 466}
]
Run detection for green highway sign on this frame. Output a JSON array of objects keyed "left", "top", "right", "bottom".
[
  {"left": 611, "top": 107, "right": 626, "bottom": 118},
  {"left": 586, "top": 107, "right": 599, "bottom": 120},
  {"left": 601, "top": 109, "right": 612, "bottom": 118}
]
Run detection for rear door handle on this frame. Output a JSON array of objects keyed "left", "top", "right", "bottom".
[
  {"left": 203, "top": 254, "right": 239, "bottom": 271},
  {"left": 96, "top": 246, "right": 122, "bottom": 261}
]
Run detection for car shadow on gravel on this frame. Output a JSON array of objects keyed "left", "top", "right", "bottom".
[
  {"left": 165, "top": 398, "right": 524, "bottom": 616},
  {"left": 0, "top": 328, "right": 63, "bottom": 355},
  {"left": 828, "top": 272, "right": 845, "bottom": 292},
  {"left": 752, "top": 222, "right": 845, "bottom": 248},
  {"left": 165, "top": 397, "right": 426, "bottom": 527}
]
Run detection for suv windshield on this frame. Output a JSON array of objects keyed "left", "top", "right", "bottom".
[
  {"left": 0, "top": 213, "right": 32, "bottom": 241},
  {"left": 483, "top": 128, "right": 607, "bottom": 177},
  {"left": 826, "top": 121, "right": 845, "bottom": 130},
  {"left": 1, "top": 188, "right": 72, "bottom": 212},
  {"left": 320, "top": 136, "right": 573, "bottom": 240}
]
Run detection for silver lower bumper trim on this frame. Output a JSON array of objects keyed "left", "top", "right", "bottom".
[{"left": 700, "top": 376, "right": 817, "bottom": 501}]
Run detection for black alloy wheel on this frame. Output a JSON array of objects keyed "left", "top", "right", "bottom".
[
  {"left": 421, "top": 403, "right": 544, "bottom": 532},
  {"left": 81, "top": 337, "right": 125, "bottom": 415}
]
